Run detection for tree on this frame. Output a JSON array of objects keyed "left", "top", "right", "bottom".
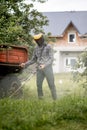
[
  {"left": 0, "top": 0, "right": 48, "bottom": 55},
  {"left": 73, "top": 48, "right": 87, "bottom": 95},
  {"left": 77, "top": 48, "right": 87, "bottom": 75}
]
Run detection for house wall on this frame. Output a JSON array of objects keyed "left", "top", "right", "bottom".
[
  {"left": 55, "top": 24, "right": 87, "bottom": 47},
  {"left": 53, "top": 46, "right": 82, "bottom": 73},
  {"left": 52, "top": 24, "right": 87, "bottom": 73}
]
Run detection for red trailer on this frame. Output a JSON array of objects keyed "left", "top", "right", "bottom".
[{"left": 0, "top": 44, "right": 29, "bottom": 98}]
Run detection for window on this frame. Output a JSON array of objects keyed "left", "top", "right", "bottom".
[
  {"left": 68, "top": 33, "right": 76, "bottom": 43},
  {"left": 70, "top": 59, "right": 76, "bottom": 68},
  {"left": 65, "top": 58, "right": 77, "bottom": 69}
]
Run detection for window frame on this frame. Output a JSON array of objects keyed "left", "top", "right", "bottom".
[
  {"left": 64, "top": 57, "right": 77, "bottom": 69},
  {"left": 68, "top": 32, "right": 76, "bottom": 43}
]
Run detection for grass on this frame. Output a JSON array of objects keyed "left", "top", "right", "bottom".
[
  {"left": 0, "top": 73, "right": 87, "bottom": 130},
  {"left": 0, "top": 96, "right": 87, "bottom": 130},
  {"left": 22, "top": 72, "right": 85, "bottom": 100}
]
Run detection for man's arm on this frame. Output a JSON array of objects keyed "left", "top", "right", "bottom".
[{"left": 20, "top": 49, "right": 37, "bottom": 68}]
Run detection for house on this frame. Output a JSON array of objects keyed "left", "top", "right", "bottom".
[{"left": 43, "top": 11, "right": 87, "bottom": 73}]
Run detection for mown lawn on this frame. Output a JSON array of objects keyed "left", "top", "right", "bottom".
[{"left": 0, "top": 73, "right": 87, "bottom": 130}]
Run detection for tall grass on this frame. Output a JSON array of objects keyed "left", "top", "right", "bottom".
[
  {"left": 22, "top": 72, "right": 85, "bottom": 100},
  {"left": 0, "top": 73, "right": 87, "bottom": 130},
  {"left": 0, "top": 96, "right": 87, "bottom": 130}
]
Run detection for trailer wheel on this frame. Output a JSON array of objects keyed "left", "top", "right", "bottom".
[{"left": 0, "top": 74, "right": 22, "bottom": 98}]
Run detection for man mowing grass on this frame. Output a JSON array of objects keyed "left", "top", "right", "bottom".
[{"left": 21, "top": 33, "right": 57, "bottom": 100}]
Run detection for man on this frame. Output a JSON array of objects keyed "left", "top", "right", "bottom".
[{"left": 21, "top": 33, "right": 57, "bottom": 100}]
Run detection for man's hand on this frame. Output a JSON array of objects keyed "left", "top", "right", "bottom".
[
  {"left": 20, "top": 63, "right": 25, "bottom": 68},
  {"left": 39, "top": 64, "right": 45, "bottom": 69}
]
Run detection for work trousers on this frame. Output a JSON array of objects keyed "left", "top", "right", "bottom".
[{"left": 36, "top": 65, "right": 57, "bottom": 100}]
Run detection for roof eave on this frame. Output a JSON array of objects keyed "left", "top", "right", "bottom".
[{"left": 61, "top": 21, "right": 80, "bottom": 35}]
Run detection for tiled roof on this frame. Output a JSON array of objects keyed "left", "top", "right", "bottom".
[{"left": 43, "top": 11, "right": 87, "bottom": 36}]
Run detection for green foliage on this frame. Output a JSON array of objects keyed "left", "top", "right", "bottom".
[
  {"left": 0, "top": 73, "right": 87, "bottom": 129},
  {"left": 0, "top": 96, "right": 87, "bottom": 130},
  {"left": 77, "top": 48, "right": 87, "bottom": 74},
  {"left": 72, "top": 49, "right": 87, "bottom": 95},
  {"left": 44, "top": 32, "right": 57, "bottom": 43},
  {"left": 0, "top": 0, "right": 48, "bottom": 55},
  {"left": 80, "top": 49, "right": 87, "bottom": 76}
]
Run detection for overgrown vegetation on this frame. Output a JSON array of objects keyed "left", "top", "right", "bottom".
[
  {"left": 0, "top": 73, "right": 87, "bottom": 130},
  {"left": 72, "top": 49, "right": 87, "bottom": 95},
  {"left": 0, "top": 96, "right": 87, "bottom": 130},
  {"left": 0, "top": 0, "right": 48, "bottom": 56}
]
